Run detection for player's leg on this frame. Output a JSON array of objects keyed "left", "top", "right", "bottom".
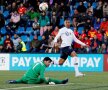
[
  {"left": 8, "top": 75, "right": 28, "bottom": 84},
  {"left": 46, "top": 77, "right": 68, "bottom": 84},
  {"left": 70, "top": 51, "right": 85, "bottom": 77},
  {"left": 8, "top": 78, "right": 23, "bottom": 84},
  {"left": 53, "top": 47, "right": 68, "bottom": 65}
]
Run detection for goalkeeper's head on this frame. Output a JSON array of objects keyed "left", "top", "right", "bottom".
[{"left": 43, "top": 57, "right": 52, "bottom": 67}]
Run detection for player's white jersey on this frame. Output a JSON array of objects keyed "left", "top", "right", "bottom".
[{"left": 54, "top": 27, "right": 86, "bottom": 47}]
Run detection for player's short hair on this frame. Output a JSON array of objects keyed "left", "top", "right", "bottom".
[{"left": 43, "top": 57, "right": 52, "bottom": 62}]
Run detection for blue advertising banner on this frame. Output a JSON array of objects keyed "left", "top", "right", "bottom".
[{"left": 10, "top": 54, "right": 103, "bottom": 71}]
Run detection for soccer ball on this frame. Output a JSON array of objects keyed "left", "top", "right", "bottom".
[{"left": 39, "top": 2, "right": 48, "bottom": 11}]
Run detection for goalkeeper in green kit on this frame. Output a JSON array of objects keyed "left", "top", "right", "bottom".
[{"left": 8, "top": 57, "right": 68, "bottom": 84}]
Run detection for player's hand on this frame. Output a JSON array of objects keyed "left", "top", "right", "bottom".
[{"left": 85, "top": 44, "right": 90, "bottom": 48}]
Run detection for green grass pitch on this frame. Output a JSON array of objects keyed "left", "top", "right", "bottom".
[{"left": 0, "top": 71, "right": 108, "bottom": 90}]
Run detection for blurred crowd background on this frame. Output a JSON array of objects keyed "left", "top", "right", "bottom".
[{"left": 0, "top": 0, "right": 108, "bottom": 53}]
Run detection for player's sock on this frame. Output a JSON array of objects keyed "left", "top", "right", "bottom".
[
  {"left": 73, "top": 56, "right": 80, "bottom": 75},
  {"left": 48, "top": 78, "right": 68, "bottom": 84}
]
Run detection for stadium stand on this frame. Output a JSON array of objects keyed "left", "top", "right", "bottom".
[{"left": 0, "top": 0, "right": 108, "bottom": 53}]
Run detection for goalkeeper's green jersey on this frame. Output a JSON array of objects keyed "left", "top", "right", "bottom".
[{"left": 23, "top": 61, "right": 46, "bottom": 81}]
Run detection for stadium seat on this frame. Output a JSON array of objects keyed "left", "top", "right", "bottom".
[
  {"left": 29, "top": 34, "right": 34, "bottom": 41},
  {"left": 78, "top": 27, "right": 84, "bottom": 34},
  {"left": 59, "top": 18, "right": 64, "bottom": 26},
  {"left": 16, "top": 27, "right": 25, "bottom": 34},
  {"left": 21, "top": 35, "right": 28, "bottom": 42},
  {"left": 74, "top": 2, "right": 79, "bottom": 8},
  {"left": 26, "top": 27, "right": 33, "bottom": 34},
  {"left": 70, "top": 9, "right": 74, "bottom": 16},
  {"left": 26, "top": 42, "right": 30, "bottom": 51},
  {"left": 38, "top": 36, "right": 42, "bottom": 40},
  {"left": 84, "top": 2, "right": 88, "bottom": 8},
  {"left": 1, "top": 27, "right": 7, "bottom": 34},
  {"left": 92, "top": 2, "right": 97, "bottom": 9},
  {"left": 3, "top": 10, "right": 9, "bottom": 18},
  {"left": 70, "top": 27, "right": 74, "bottom": 31}
]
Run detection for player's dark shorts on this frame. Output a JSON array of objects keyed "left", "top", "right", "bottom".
[{"left": 60, "top": 46, "right": 74, "bottom": 60}]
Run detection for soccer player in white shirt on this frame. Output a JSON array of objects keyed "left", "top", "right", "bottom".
[{"left": 53, "top": 19, "right": 89, "bottom": 77}]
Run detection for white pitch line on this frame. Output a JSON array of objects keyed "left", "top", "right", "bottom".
[{"left": 0, "top": 83, "right": 74, "bottom": 90}]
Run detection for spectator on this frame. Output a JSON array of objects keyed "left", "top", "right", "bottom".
[
  {"left": 29, "top": 35, "right": 41, "bottom": 52},
  {"left": 94, "top": 1, "right": 103, "bottom": 18},
  {"left": 77, "top": 45, "right": 87, "bottom": 53},
  {"left": 52, "top": 3, "right": 59, "bottom": 14},
  {"left": 86, "top": 11, "right": 94, "bottom": 22},
  {"left": 11, "top": 10, "right": 20, "bottom": 24},
  {"left": 12, "top": 34, "right": 19, "bottom": 52},
  {"left": 43, "top": 36, "right": 54, "bottom": 53},
  {"left": 102, "top": 34, "right": 108, "bottom": 47},
  {"left": 0, "top": 35, "right": 3, "bottom": 45},
  {"left": 16, "top": 38, "right": 27, "bottom": 52},
  {"left": 105, "top": 29, "right": 108, "bottom": 37},
  {"left": 86, "top": 2, "right": 93, "bottom": 14},
  {"left": 103, "top": 2, "right": 108, "bottom": 17},
  {"left": 39, "top": 36, "right": 48, "bottom": 53},
  {"left": 90, "top": 35, "right": 99, "bottom": 53},
  {"left": 96, "top": 30, "right": 103, "bottom": 45},
  {"left": 100, "top": 17, "right": 108, "bottom": 32},
  {"left": 0, "top": 11, "right": 5, "bottom": 30},
  {"left": 88, "top": 26, "right": 97, "bottom": 39},
  {"left": 51, "top": 26, "right": 59, "bottom": 37},
  {"left": 18, "top": 3, "right": 27, "bottom": 15},
  {"left": 84, "top": 19, "right": 92, "bottom": 32},
  {"left": 39, "top": 11, "right": 50, "bottom": 36},
  {"left": 43, "top": 25, "right": 53, "bottom": 40},
  {"left": 9, "top": 2, "right": 18, "bottom": 13},
  {"left": 27, "top": 7, "right": 40, "bottom": 21},
  {"left": 0, "top": 45, "right": 4, "bottom": 52},
  {"left": 73, "top": 27, "right": 79, "bottom": 37},
  {"left": 94, "top": 18, "right": 101, "bottom": 30},
  {"left": 77, "top": 2, "right": 87, "bottom": 14},
  {"left": 20, "top": 9, "right": 29, "bottom": 27},
  {"left": 51, "top": 12, "right": 57, "bottom": 27},
  {"left": 81, "top": 30, "right": 86, "bottom": 40},
  {"left": 77, "top": 13, "right": 86, "bottom": 27},
  {"left": 98, "top": 43, "right": 108, "bottom": 54},
  {"left": 3, "top": 34, "right": 14, "bottom": 52},
  {"left": 84, "top": 36, "right": 91, "bottom": 53},
  {"left": 73, "top": 34, "right": 84, "bottom": 52},
  {"left": 6, "top": 19, "right": 18, "bottom": 35},
  {"left": 72, "top": 9, "right": 80, "bottom": 27},
  {"left": 32, "top": 18, "right": 40, "bottom": 36},
  {"left": 58, "top": 2, "right": 66, "bottom": 17}
]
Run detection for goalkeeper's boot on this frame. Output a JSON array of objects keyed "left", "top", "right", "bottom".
[
  {"left": 8, "top": 80, "right": 17, "bottom": 84},
  {"left": 62, "top": 78, "right": 68, "bottom": 84}
]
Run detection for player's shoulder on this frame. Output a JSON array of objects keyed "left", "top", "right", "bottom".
[{"left": 60, "top": 27, "right": 66, "bottom": 30}]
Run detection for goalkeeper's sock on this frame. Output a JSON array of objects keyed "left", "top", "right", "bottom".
[
  {"left": 48, "top": 78, "right": 68, "bottom": 84},
  {"left": 48, "top": 78, "right": 63, "bottom": 84}
]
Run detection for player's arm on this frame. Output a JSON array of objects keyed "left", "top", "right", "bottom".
[
  {"left": 39, "top": 68, "right": 49, "bottom": 83},
  {"left": 53, "top": 29, "right": 62, "bottom": 46},
  {"left": 72, "top": 31, "right": 87, "bottom": 46}
]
